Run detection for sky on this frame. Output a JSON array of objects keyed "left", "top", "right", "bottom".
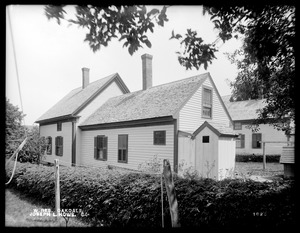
[{"left": 6, "top": 5, "right": 242, "bottom": 126}]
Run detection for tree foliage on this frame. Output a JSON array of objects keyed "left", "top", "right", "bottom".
[
  {"left": 45, "top": 5, "right": 169, "bottom": 55},
  {"left": 6, "top": 98, "right": 26, "bottom": 155},
  {"left": 213, "top": 5, "right": 295, "bottom": 133},
  {"left": 44, "top": 5, "right": 295, "bottom": 133},
  {"left": 6, "top": 98, "right": 46, "bottom": 163}
]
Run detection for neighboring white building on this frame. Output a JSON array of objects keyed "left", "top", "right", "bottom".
[
  {"left": 36, "top": 54, "right": 236, "bottom": 180},
  {"left": 222, "top": 96, "right": 290, "bottom": 155}
]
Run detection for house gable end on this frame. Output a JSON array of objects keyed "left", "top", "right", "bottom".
[
  {"left": 73, "top": 73, "right": 130, "bottom": 116},
  {"left": 206, "top": 73, "right": 233, "bottom": 125},
  {"left": 172, "top": 74, "right": 208, "bottom": 117},
  {"left": 192, "top": 121, "right": 221, "bottom": 138}
]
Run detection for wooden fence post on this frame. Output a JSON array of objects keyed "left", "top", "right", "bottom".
[
  {"left": 161, "top": 174, "right": 164, "bottom": 228},
  {"left": 262, "top": 142, "right": 266, "bottom": 170},
  {"left": 163, "top": 159, "right": 180, "bottom": 227},
  {"left": 54, "top": 159, "right": 60, "bottom": 217}
]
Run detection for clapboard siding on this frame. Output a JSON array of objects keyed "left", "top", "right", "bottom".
[
  {"left": 194, "top": 127, "right": 219, "bottom": 179},
  {"left": 77, "top": 81, "right": 124, "bottom": 125},
  {"left": 39, "top": 122, "right": 72, "bottom": 165},
  {"left": 80, "top": 124, "right": 174, "bottom": 170},
  {"left": 179, "top": 78, "right": 230, "bottom": 133},
  {"left": 280, "top": 146, "right": 294, "bottom": 163},
  {"left": 218, "top": 137, "right": 236, "bottom": 179},
  {"left": 75, "top": 81, "right": 124, "bottom": 165},
  {"left": 235, "top": 123, "right": 288, "bottom": 155}
]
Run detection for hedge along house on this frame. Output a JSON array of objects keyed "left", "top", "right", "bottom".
[
  {"left": 78, "top": 54, "right": 236, "bottom": 179},
  {"left": 35, "top": 69, "right": 130, "bottom": 166},
  {"left": 222, "top": 96, "right": 292, "bottom": 156}
]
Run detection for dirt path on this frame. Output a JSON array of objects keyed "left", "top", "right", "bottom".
[{"left": 5, "top": 188, "right": 90, "bottom": 227}]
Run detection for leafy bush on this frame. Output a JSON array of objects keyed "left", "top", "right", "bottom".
[
  {"left": 5, "top": 162, "right": 295, "bottom": 228},
  {"left": 236, "top": 154, "right": 280, "bottom": 163}
]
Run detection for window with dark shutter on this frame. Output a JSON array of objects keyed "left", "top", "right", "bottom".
[
  {"left": 55, "top": 136, "right": 63, "bottom": 156},
  {"left": 236, "top": 134, "right": 245, "bottom": 148},
  {"left": 252, "top": 133, "right": 262, "bottom": 148},
  {"left": 94, "top": 135, "right": 108, "bottom": 161},
  {"left": 118, "top": 135, "right": 128, "bottom": 163},
  {"left": 153, "top": 131, "right": 166, "bottom": 145},
  {"left": 46, "top": 136, "right": 52, "bottom": 155},
  {"left": 202, "top": 88, "right": 212, "bottom": 118}
]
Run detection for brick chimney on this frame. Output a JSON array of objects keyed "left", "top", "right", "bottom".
[
  {"left": 82, "top": 67, "right": 90, "bottom": 89},
  {"left": 141, "top": 54, "right": 153, "bottom": 90}
]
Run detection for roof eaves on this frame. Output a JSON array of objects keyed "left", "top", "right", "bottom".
[
  {"left": 35, "top": 114, "right": 79, "bottom": 125},
  {"left": 79, "top": 116, "right": 174, "bottom": 130}
]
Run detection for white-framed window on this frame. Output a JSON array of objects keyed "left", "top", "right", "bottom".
[
  {"left": 234, "top": 122, "right": 242, "bottom": 130},
  {"left": 252, "top": 133, "right": 262, "bottom": 149},
  {"left": 55, "top": 136, "right": 63, "bottom": 156},
  {"left": 94, "top": 135, "right": 108, "bottom": 161},
  {"left": 153, "top": 131, "right": 166, "bottom": 145},
  {"left": 236, "top": 134, "right": 245, "bottom": 148},
  {"left": 118, "top": 134, "right": 128, "bottom": 163},
  {"left": 202, "top": 88, "right": 212, "bottom": 118}
]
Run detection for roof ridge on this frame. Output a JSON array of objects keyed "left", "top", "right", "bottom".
[
  {"left": 109, "top": 72, "right": 210, "bottom": 98},
  {"left": 227, "top": 98, "right": 267, "bottom": 104},
  {"left": 147, "top": 72, "right": 210, "bottom": 90}
]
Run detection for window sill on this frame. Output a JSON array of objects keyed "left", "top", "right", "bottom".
[
  {"left": 95, "top": 158, "right": 107, "bottom": 161},
  {"left": 202, "top": 116, "right": 212, "bottom": 119},
  {"left": 118, "top": 160, "right": 128, "bottom": 164}
]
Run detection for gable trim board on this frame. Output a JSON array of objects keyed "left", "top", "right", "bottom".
[
  {"left": 193, "top": 121, "right": 238, "bottom": 139},
  {"left": 178, "top": 121, "right": 237, "bottom": 140},
  {"left": 73, "top": 74, "right": 129, "bottom": 116}
]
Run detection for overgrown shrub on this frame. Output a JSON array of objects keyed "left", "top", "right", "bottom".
[
  {"left": 236, "top": 154, "right": 281, "bottom": 163},
  {"left": 5, "top": 162, "right": 295, "bottom": 228}
]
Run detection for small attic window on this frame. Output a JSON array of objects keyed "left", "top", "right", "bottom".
[
  {"left": 202, "top": 136, "right": 209, "bottom": 143},
  {"left": 57, "top": 122, "right": 62, "bottom": 131}
]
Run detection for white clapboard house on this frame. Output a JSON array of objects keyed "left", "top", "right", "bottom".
[
  {"left": 222, "top": 96, "right": 291, "bottom": 156},
  {"left": 36, "top": 54, "right": 237, "bottom": 180}
]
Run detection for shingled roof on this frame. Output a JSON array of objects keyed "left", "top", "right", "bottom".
[
  {"left": 36, "top": 73, "right": 129, "bottom": 123},
  {"left": 222, "top": 96, "right": 267, "bottom": 121},
  {"left": 80, "top": 73, "right": 211, "bottom": 126}
]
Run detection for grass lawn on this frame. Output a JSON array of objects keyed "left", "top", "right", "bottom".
[
  {"left": 5, "top": 188, "right": 91, "bottom": 227},
  {"left": 234, "top": 162, "right": 284, "bottom": 178}
]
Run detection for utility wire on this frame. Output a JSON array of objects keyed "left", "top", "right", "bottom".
[{"left": 7, "top": 5, "right": 27, "bottom": 136}]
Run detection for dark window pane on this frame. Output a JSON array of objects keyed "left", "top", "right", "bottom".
[
  {"left": 123, "top": 150, "right": 127, "bottom": 161},
  {"left": 154, "top": 131, "right": 166, "bottom": 145},
  {"left": 202, "top": 136, "right": 209, "bottom": 143},
  {"left": 118, "top": 150, "right": 122, "bottom": 161}
]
